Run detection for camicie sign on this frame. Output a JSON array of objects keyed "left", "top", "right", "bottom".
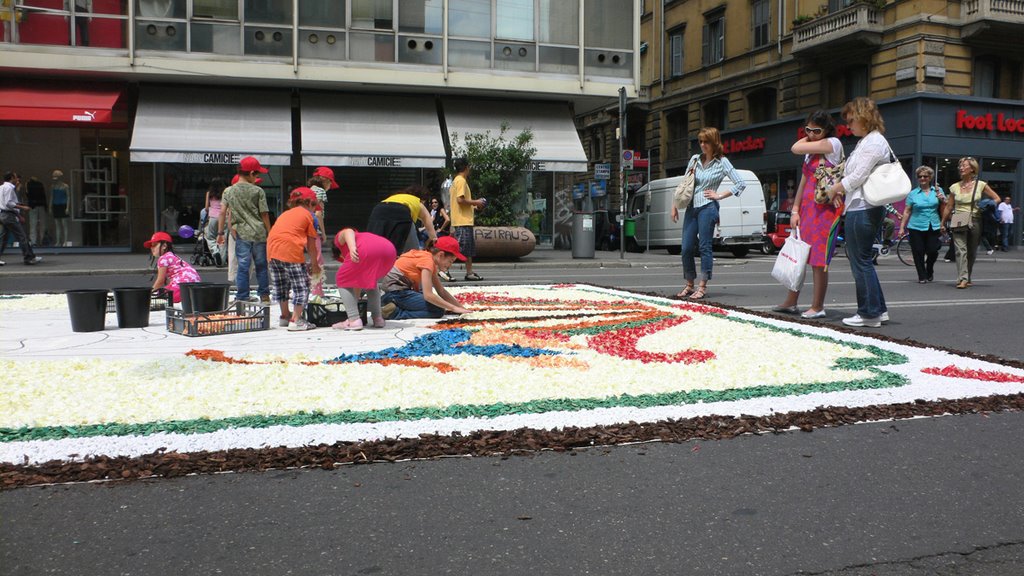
[{"left": 956, "top": 109, "right": 1024, "bottom": 134}]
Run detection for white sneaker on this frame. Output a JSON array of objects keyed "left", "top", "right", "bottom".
[
  {"left": 287, "top": 318, "right": 316, "bottom": 331},
  {"left": 987, "top": 249, "right": 994, "bottom": 255},
  {"left": 842, "top": 314, "right": 881, "bottom": 328},
  {"left": 880, "top": 311, "right": 890, "bottom": 323},
  {"left": 0, "top": 260, "right": 5, "bottom": 266},
  {"left": 25, "top": 256, "right": 42, "bottom": 265}
]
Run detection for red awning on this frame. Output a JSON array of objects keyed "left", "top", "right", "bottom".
[{"left": 0, "top": 86, "right": 123, "bottom": 126}]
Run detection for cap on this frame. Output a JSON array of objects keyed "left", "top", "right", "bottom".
[
  {"left": 289, "top": 186, "right": 318, "bottom": 203},
  {"left": 231, "top": 174, "right": 263, "bottom": 185},
  {"left": 51, "top": 169, "right": 63, "bottom": 179},
  {"left": 143, "top": 231, "right": 173, "bottom": 248},
  {"left": 433, "top": 236, "right": 466, "bottom": 261},
  {"left": 239, "top": 156, "right": 269, "bottom": 174},
  {"left": 313, "top": 166, "right": 339, "bottom": 190}
]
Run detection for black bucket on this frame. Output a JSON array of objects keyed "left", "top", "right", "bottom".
[
  {"left": 189, "top": 283, "right": 231, "bottom": 313},
  {"left": 178, "top": 282, "right": 208, "bottom": 314},
  {"left": 113, "top": 287, "right": 152, "bottom": 328},
  {"left": 66, "top": 289, "right": 108, "bottom": 332}
]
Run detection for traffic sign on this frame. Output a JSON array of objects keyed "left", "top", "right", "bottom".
[{"left": 622, "top": 150, "right": 634, "bottom": 170}]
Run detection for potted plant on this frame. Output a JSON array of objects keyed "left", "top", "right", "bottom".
[{"left": 449, "top": 123, "right": 538, "bottom": 258}]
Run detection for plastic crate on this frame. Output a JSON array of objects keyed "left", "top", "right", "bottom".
[
  {"left": 303, "top": 300, "right": 368, "bottom": 327},
  {"left": 107, "top": 293, "right": 170, "bottom": 313},
  {"left": 165, "top": 302, "right": 271, "bottom": 337}
]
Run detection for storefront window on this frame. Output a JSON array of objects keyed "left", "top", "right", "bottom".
[{"left": 526, "top": 172, "right": 556, "bottom": 246}]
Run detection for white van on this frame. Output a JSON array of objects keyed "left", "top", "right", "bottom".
[{"left": 628, "top": 170, "right": 766, "bottom": 257}]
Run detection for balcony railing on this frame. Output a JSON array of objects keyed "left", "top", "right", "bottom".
[
  {"left": 792, "top": 3, "right": 883, "bottom": 54},
  {"left": 962, "top": 0, "right": 1024, "bottom": 37}
]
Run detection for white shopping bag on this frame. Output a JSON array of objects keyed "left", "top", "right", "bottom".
[{"left": 771, "top": 229, "right": 811, "bottom": 293}]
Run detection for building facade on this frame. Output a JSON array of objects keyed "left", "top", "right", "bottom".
[
  {"left": 579, "top": 0, "right": 1023, "bottom": 247},
  {"left": 0, "top": 0, "right": 639, "bottom": 251}
]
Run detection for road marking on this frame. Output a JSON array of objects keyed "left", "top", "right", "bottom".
[{"left": 747, "top": 297, "right": 1024, "bottom": 311}]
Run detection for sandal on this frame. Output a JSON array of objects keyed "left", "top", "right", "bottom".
[
  {"left": 689, "top": 286, "right": 707, "bottom": 300},
  {"left": 956, "top": 280, "right": 968, "bottom": 289},
  {"left": 676, "top": 285, "right": 695, "bottom": 299},
  {"left": 464, "top": 272, "right": 484, "bottom": 281}
]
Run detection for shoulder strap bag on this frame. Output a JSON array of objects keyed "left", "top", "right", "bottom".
[
  {"left": 949, "top": 181, "right": 979, "bottom": 232},
  {"left": 672, "top": 154, "right": 700, "bottom": 209},
  {"left": 863, "top": 146, "right": 912, "bottom": 207},
  {"left": 813, "top": 145, "right": 846, "bottom": 205}
]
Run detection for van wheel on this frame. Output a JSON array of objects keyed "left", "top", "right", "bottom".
[
  {"left": 729, "top": 247, "right": 750, "bottom": 258},
  {"left": 760, "top": 239, "right": 775, "bottom": 255},
  {"left": 666, "top": 245, "right": 681, "bottom": 255}
]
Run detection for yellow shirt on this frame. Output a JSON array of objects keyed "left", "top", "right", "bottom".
[
  {"left": 950, "top": 180, "right": 987, "bottom": 215},
  {"left": 449, "top": 174, "right": 474, "bottom": 227},
  {"left": 382, "top": 193, "right": 421, "bottom": 222}
]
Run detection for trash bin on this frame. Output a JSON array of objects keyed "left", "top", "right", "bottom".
[
  {"left": 112, "top": 287, "right": 152, "bottom": 328},
  {"left": 189, "top": 283, "right": 231, "bottom": 313},
  {"left": 178, "top": 282, "right": 208, "bottom": 314},
  {"left": 572, "top": 211, "right": 595, "bottom": 259},
  {"left": 624, "top": 218, "right": 636, "bottom": 237},
  {"left": 66, "top": 289, "right": 108, "bottom": 332}
]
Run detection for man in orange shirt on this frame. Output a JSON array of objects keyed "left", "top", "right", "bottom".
[
  {"left": 267, "top": 187, "right": 322, "bottom": 331},
  {"left": 379, "top": 236, "right": 473, "bottom": 320}
]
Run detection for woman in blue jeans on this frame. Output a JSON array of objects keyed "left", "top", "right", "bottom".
[
  {"left": 671, "top": 127, "right": 746, "bottom": 300},
  {"left": 827, "top": 97, "right": 892, "bottom": 328}
]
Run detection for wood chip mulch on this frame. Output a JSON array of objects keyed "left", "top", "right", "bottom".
[{"left": 4, "top": 393, "right": 1023, "bottom": 490}]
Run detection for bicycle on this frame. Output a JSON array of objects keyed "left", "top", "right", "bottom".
[{"left": 896, "top": 229, "right": 951, "bottom": 267}]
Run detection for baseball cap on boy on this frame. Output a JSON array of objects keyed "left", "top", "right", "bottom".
[
  {"left": 239, "top": 156, "right": 269, "bottom": 174},
  {"left": 313, "top": 166, "right": 339, "bottom": 190},
  {"left": 434, "top": 236, "right": 466, "bottom": 261},
  {"left": 289, "top": 187, "right": 318, "bottom": 203},
  {"left": 231, "top": 174, "right": 263, "bottom": 185},
  {"left": 143, "top": 231, "right": 173, "bottom": 248}
]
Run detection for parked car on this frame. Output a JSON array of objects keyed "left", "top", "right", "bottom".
[{"left": 627, "top": 171, "right": 766, "bottom": 257}]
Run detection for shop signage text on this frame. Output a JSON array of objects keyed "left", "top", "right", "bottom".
[
  {"left": 955, "top": 109, "right": 1024, "bottom": 134},
  {"left": 529, "top": 161, "right": 548, "bottom": 171},
  {"left": 367, "top": 156, "right": 401, "bottom": 167},
  {"left": 72, "top": 111, "right": 97, "bottom": 122},
  {"left": 722, "top": 136, "right": 765, "bottom": 154},
  {"left": 181, "top": 153, "right": 242, "bottom": 164}
]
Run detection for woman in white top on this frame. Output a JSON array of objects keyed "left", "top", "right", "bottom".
[
  {"left": 826, "top": 97, "right": 892, "bottom": 328},
  {"left": 773, "top": 110, "right": 844, "bottom": 319}
]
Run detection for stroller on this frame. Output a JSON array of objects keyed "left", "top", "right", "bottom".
[{"left": 191, "top": 215, "right": 222, "bottom": 267}]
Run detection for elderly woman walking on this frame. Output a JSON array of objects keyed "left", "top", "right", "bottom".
[
  {"left": 826, "top": 97, "right": 892, "bottom": 328},
  {"left": 899, "top": 166, "right": 946, "bottom": 284},
  {"left": 943, "top": 157, "right": 1000, "bottom": 289},
  {"left": 671, "top": 127, "right": 746, "bottom": 300}
]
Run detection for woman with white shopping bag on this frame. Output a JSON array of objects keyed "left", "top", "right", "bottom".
[
  {"left": 772, "top": 110, "right": 844, "bottom": 319},
  {"left": 825, "top": 97, "right": 893, "bottom": 328}
]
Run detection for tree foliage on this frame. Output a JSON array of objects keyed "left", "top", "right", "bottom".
[{"left": 450, "top": 122, "right": 536, "bottom": 227}]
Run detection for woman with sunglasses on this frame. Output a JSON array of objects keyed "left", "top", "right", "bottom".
[
  {"left": 671, "top": 126, "right": 746, "bottom": 300},
  {"left": 942, "top": 157, "right": 1000, "bottom": 289},
  {"left": 826, "top": 97, "right": 892, "bottom": 328},
  {"left": 772, "top": 110, "right": 843, "bottom": 319},
  {"left": 898, "top": 166, "right": 945, "bottom": 283}
]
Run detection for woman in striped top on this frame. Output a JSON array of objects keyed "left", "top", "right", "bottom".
[{"left": 671, "top": 127, "right": 746, "bottom": 300}]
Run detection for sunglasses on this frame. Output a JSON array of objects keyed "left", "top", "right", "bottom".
[
  {"left": 804, "top": 126, "right": 824, "bottom": 135},
  {"left": 917, "top": 176, "right": 930, "bottom": 180}
]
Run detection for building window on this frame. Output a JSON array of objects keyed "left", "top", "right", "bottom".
[
  {"left": 300, "top": 0, "right": 346, "bottom": 27},
  {"left": 584, "top": 0, "right": 633, "bottom": 50},
  {"left": 702, "top": 99, "right": 728, "bottom": 130},
  {"left": 752, "top": 0, "right": 770, "bottom": 49},
  {"left": 702, "top": 10, "right": 725, "bottom": 66},
  {"left": 747, "top": 87, "right": 777, "bottom": 123},
  {"left": 666, "top": 108, "right": 689, "bottom": 161},
  {"left": 449, "top": 0, "right": 491, "bottom": 38},
  {"left": 590, "top": 131, "right": 605, "bottom": 162},
  {"left": 497, "top": 0, "right": 534, "bottom": 41},
  {"left": 846, "top": 66, "right": 869, "bottom": 100},
  {"left": 669, "top": 29, "right": 683, "bottom": 77},
  {"left": 974, "top": 57, "right": 999, "bottom": 98},
  {"left": 352, "top": 0, "right": 393, "bottom": 30}
]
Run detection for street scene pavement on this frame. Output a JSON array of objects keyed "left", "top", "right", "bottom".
[{"left": 2, "top": 247, "right": 1023, "bottom": 575}]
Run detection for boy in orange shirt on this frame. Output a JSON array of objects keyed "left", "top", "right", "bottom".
[
  {"left": 267, "top": 187, "right": 322, "bottom": 331},
  {"left": 379, "top": 236, "right": 473, "bottom": 320}
]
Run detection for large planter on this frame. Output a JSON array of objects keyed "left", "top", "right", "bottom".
[{"left": 473, "top": 226, "right": 536, "bottom": 259}]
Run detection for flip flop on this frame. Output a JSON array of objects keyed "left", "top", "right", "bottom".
[{"left": 689, "top": 287, "right": 707, "bottom": 300}]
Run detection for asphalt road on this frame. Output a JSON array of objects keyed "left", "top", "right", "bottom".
[{"left": 3, "top": 251, "right": 1024, "bottom": 575}]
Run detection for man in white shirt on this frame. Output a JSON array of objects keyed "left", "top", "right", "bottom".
[
  {"left": 0, "top": 172, "right": 42, "bottom": 266},
  {"left": 996, "top": 196, "right": 1017, "bottom": 252}
]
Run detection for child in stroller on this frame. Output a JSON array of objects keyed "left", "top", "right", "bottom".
[{"left": 191, "top": 210, "right": 222, "bottom": 268}]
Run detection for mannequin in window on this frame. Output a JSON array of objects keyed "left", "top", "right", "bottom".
[{"left": 50, "top": 170, "right": 70, "bottom": 247}]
